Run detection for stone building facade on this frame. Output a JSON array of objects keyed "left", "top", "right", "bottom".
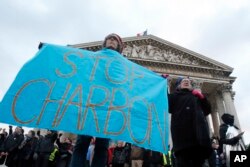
[
  {"left": 41, "top": 34, "right": 239, "bottom": 142},
  {"left": 70, "top": 34, "right": 241, "bottom": 139}
]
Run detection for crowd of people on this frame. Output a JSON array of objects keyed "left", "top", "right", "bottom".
[
  {"left": 0, "top": 33, "right": 248, "bottom": 167},
  {"left": 0, "top": 124, "right": 247, "bottom": 167},
  {"left": 0, "top": 126, "right": 175, "bottom": 167},
  {"left": 0, "top": 127, "right": 73, "bottom": 167}
]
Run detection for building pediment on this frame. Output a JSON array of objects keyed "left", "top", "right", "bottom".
[
  {"left": 70, "top": 34, "right": 235, "bottom": 83},
  {"left": 124, "top": 35, "right": 233, "bottom": 72}
]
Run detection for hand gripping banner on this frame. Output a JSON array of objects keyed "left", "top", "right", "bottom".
[{"left": 0, "top": 43, "right": 169, "bottom": 153}]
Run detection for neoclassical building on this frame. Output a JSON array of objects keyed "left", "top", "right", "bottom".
[{"left": 70, "top": 34, "right": 241, "bottom": 138}]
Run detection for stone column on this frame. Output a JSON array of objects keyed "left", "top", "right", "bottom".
[
  {"left": 210, "top": 111, "right": 220, "bottom": 137},
  {"left": 206, "top": 115, "right": 213, "bottom": 137},
  {"left": 221, "top": 83, "right": 241, "bottom": 129},
  {"left": 215, "top": 91, "right": 226, "bottom": 124},
  {"left": 209, "top": 95, "right": 221, "bottom": 137}
]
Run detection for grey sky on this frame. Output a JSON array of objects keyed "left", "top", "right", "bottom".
[{"left": 1, "top": 0, "right": 250, "bottom": 144}]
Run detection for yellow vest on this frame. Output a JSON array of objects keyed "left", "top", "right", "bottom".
[{"left": 49, "top": 148, "right": 59, "bottom": 161}]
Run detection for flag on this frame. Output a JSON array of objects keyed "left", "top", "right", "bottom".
[{"left": 137, "top": 29, "right": 148, "bottom": 36}]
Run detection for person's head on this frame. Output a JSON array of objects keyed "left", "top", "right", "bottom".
[
  {"left": 14, "top": 126, "right": 22, "bottom": 135},
  {"left": 109, "top": 141, "right": 116, "bottom": 148},
  {"left": 103, "top": 33, "right": 123, "bottom": 53},
  {"left": 117, "top": 141, "right": 124, "bottom": 147},
  {"left": 46, "top": 129, "right": 56, "bottom": 135},
  {"left": 28, "top": 130, "right": 35, "bottom": 138},
  {"left": 64, "top": 137, "right": 72, "bottom": 144},
  {"left": 46, "top": 129, "right": 52, "bottom": 135},
  {"left": 221, "top": 113, "right": 234, "bottom": 126},
  {"left": 175, "top": 77, "right": 193, "bottom": 91}
]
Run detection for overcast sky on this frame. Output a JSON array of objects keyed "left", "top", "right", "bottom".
[{"left": 0, "top": 0, "right": 250, "bottom": 144}]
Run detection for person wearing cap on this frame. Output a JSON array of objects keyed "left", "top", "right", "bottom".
[
  {"left": 219, "top": 113, "right": 245, "bottom": 167},
  {"left": 167, "top": 76, "right": 213, "bottom": 167},
  {"left": 102, "top": 33, "right": 124, "bottom": 54},
  {"left": 70, "top": 33, "right": 124, "bottom": 167}
]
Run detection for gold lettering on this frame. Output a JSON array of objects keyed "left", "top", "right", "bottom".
[
  {"left": 104, "top": 88, "right": 128, "bottom": 135},
  {"left": 78, "top": 85, "right": 109, "bottom": 131},
  {"left": 55, "top": 51, "right": 83, "bottom": 78},
  {"left": 36, "top": 82, "right": 59, "bottom": 125},
  {"left": 105, "top": 57, "right": 129, "bottom": 84},
  {"left": 89, "top": 56, "right": 108, "bottom": 81},
  {"left": 129, "top": 65, "right": 144, "bottom": 90},
  {"left": 151, "top": 104, "right": 167, "bottom": 151},
  {"left": 127, "top": 97, "right": 152, "bottom": 144},
  {"left": 52, "top": 83, "right": 73, "bottom": 127},
  {"left": 12, "top": 79, "right": 50, "bottom": 124}
]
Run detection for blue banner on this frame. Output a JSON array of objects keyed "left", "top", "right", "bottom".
[{"left": 0, "top": 43, "right": 169, "bottom": 153}]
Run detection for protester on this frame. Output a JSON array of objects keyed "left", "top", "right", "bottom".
[
  {"left": 0, "top": 127, "right": 9, "bottom": 165},
  {"left": 208, "top": 137, "right": 221, "bottom": 167},
  {"left": 85, "top": 138, "right": 95, "bottom": 167},
  {"left": 123, "top": 142, "right": 132, "bottom": 167},
  {"left": 70, "top": 33, "right": 124, "bottom": 167},
  {"left": 56, "top": 134, "right": 73, "bottom": 167},
  {"left": 111, "top": 141, "right": 128, "bottom": 167},
  {"left": 0, "top": 126, "right": 24, "bottom": 167},
  {"left": 34, "top": 129, "right": 58, "bottom": 167},
  {"left": 219, "top": 113, "right": 245, "bottom": 167},
  {"left": 17, "top": 130, "right": 38, "bottom": 167},
  {"left": 167, "top": 76, "right": 213, "bottom": 167},
  {"left": 0, "top": 128, "right": 8, "bottom": 151},
  {"left": 143, "top": 149, "right": 162, "bottom": 167},
  {"left": 130, "top": 145, "right": 145, "bottom": 167},
  {"left": 107, "top": 141, "right": 116, "bottom": 167},
  {"left": 162, "top": 145, "right": 175, "bottom": 167}
]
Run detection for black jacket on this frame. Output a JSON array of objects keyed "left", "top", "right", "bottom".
[
  {"left": 112, "top": 146, "right": 127, "bottom": 164},
  {"left": 0, "top": 133, "right": 6, "bottom": 151},
  {"left": 1, "top": 132, "right": 24, "bottom": 153},
  {"left": 19, "top": 136, "right": 38, "bottom": 158},
  {"left": 143, "top": 150, "right": 162, "bottom": 165},
  {"left": 169, "top": 89, "right": 212, "bottom": 157},
  {"left": 219, "top": 124, "right": 240, "bottom": 146},
  {"left": 35, "top": 132, "right": 57, "bottom": 154}
]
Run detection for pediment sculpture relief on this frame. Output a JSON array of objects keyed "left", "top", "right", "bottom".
[{"left": 123, "top": 45, "right": 199, "bottom": 65}]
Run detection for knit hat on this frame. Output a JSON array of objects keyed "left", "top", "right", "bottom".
[
  {"left": 175, "top": 77, "right": 184, "bottom": 89},
  {"left": 103, "top": 33, "right": 124, "bottom": 53},
  {"left": 175, "top": 76, "right": 194, "bottom": 90}
]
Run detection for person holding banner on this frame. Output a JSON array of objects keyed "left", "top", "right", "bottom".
[
  {"left": 166, "top": 76, "right": 213, "bottom": 167},
  {"left": 70, "top": 33, "right": 124, "bottom": 167}
]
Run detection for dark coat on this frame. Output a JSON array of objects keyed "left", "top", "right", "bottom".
[
  {"left": 1, "top": 132, "right": 24, "bottom": 167},
  {"left": 19, "top": 136, "right": 38, "bottom": 159},
  {"left": 35, "top": 132, "right": 57, "bottom": 154},
  {"left": 0, "top": 133, "right": 7, "bottom": 151},
  {"left": 112, "top": 146, "right": 127, "bottom": 165},
  {"left": 143, "top": 150, "right": 162, "bottom": 165},
  {"left": 219, "top": 123, "right": 242, "bottom": 155},
  {"left": 1, "top": 132, "right": 24, "bottom": 153},
  {"left": 169, "top": 89, "right": 212, "bottom": 158},
  {"left": 219, "top": 113, "right": 240, "bottom": 147},
  {"left": 130, "top": 145, "right": 145, "bottom": 160}
]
